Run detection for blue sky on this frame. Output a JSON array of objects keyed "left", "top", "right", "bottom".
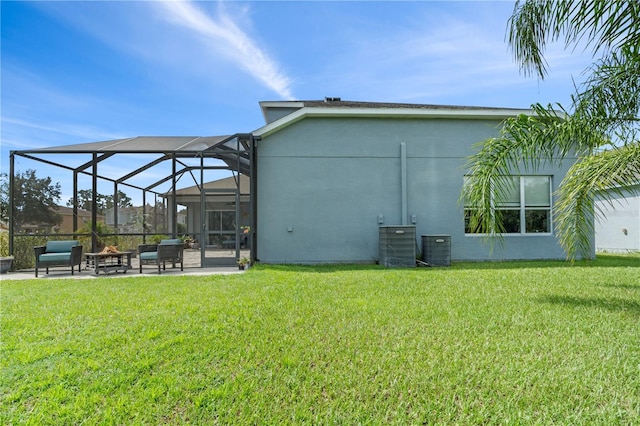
[{"left": 1, "top": 0, "right": 594, "bottom": 204}]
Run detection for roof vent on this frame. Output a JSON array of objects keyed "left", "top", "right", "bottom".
[{"left": 324, "top": 97, "right": 341, "bottom": 102}]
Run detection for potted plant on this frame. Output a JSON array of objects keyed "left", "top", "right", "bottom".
[
  {"left": 237, "top": 256, "right": 250, "bottom": 270},
  {"left": 0, "top": 232, "right": 13, "bottom": 273}
]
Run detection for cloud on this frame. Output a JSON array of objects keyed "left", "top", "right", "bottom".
[
  {"left": 155, "top": 1, "right": 294, "bottom": 100},
  {"left": 306, "top": 3, "right": 593, "bottom": 108},
  {"left": 2, "top": 117, "right": 125, "bottom": 146}
]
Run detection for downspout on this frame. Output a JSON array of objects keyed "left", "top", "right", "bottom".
[{"left": 400, "top": 142, "right": 407, "bottom": 225}]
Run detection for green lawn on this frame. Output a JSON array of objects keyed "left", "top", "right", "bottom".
[{"left": 2, "top": 254, "right": 639, "bottom": 424}]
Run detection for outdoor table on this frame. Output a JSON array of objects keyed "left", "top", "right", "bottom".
[{"left": 85, "top": 251, "right": 132, "bottom": 275}]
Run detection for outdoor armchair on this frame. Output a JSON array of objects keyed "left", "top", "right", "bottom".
[
  {"left": 138, "top": 239, "right": 184, "bottom": 274},
  {"left": 34, "top": 240, "right": 83, "bottom": 277}
]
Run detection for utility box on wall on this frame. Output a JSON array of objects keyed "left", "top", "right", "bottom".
[
  {"left": 379, "top": 226, "right": 416, "bottom": 267},
  {"left": 422, "top": 235, "right": 451, "bottom": 266}
]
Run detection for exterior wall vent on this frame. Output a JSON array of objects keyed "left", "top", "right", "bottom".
[
  {"left": 379, "top": 226, "right": 416, "bottom": 267},
  {"left": 422, "top": 235, "right": 451, "bottom": 266}
]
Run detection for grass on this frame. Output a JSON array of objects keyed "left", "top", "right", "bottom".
[{"left": 1, "top": 254, "right": 639, "bottom": 424}]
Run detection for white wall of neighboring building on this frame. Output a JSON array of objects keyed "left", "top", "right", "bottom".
[{"left": 595, "top": 187, "right": 640, "bottom": 252}]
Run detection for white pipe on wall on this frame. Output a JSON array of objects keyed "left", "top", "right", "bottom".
[{"left": 401, "top": 142, "right": 407, "bottom": 225}]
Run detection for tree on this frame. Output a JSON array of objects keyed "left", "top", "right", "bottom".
[
  {"left": 67, "top": 189, "right": 132, "bottom": 215},
  {"left": 0, "top": 173, "right": 9, "bottom": 223},
  {"left": 107, "top": 190, "right": 133, "bottom": 211},
  {"left": 3, "top": 170, "right": 63, "bottom": 232},
  {"left": 463, "top": 0, "right": 640, "bottom": 260}
]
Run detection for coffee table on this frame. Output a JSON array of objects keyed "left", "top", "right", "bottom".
[{"left": 85, "top": 251, "right": 133, "bottom": 275}]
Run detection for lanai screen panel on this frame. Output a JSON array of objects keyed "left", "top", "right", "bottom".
[{"left": 30, "top": 136, "right": 232, "bottom": 154}]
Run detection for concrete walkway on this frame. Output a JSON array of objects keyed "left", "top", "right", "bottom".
[
  {"left": 1, "top": 266, "right": 245, "bottom": 280},
  {"left": 0, "top": 248, "right": 248, "bottom": 280}
]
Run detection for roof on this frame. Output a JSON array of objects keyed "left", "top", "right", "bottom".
[
  {"left": 261, "top": 99, "right": 531, "bottom": 112},
  {"left": 170, "top": 175, "right": 250, "bottom": 196},
  {"left": 255, "top": 99, "right": 536, "bottom": 138},
  {"left": 13, "top": 134, "right": 253, "bottom": 184},
  {"left": 27, "top": 136, "right": 232, "bottom": 154},
  {"left": 165, "top": 175, "right": 250, "bottom": 204},
  {"left": 53, "top": 205, "right": 92, "bottom": 216}
]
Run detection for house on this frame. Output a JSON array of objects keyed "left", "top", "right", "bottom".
[
  {"left": 595, "top": 183, "right": 640, "bottom": 252},
  {"left": 164, "top": 174, "right": 250, "bottom": 247},
  {"left": 9, "top": 98, "right": 591, "bottom": 265},
  {"left": 55, "top": 206, "right": 99, "bottom": 234},
  {"left": 105, "top": 206, "right": 142, "bottom": 233},
  {"left": 251, "top": 99, "right": 586, "bottom": 263},
  {"left": 21, "top": 206, "right": 99, "bottom": 234}
]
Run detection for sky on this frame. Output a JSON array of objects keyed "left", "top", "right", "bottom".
[{"left": 1, "top": 0, "right": 595, "bottom": 205}]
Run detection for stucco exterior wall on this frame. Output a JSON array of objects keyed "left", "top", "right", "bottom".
[
  {"left": 256, "top": 116, "right": 585, "bottom": 263},
  {"left": 595, "top": 187, "right": 640, "bottom": 252}
]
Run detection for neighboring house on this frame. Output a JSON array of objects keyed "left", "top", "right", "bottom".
[
  {"left": 251, "top": 99, "right": 586, "bottom": 263},
  {"left": 105, "top": 206, "right": 139, "bottom": 232},
  {"left": 21, "top": 206, "right": 99, "bottom": 234},
  {"left": 595, "top": 183, "right": 640, "bottom": 252},
  {"left": 56, "top": 206, "right": 99, "bottom": 234}
]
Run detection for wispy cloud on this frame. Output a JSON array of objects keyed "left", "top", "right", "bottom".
[
  {"left": 2, "top": 117, "right": 126, "bottom": 146},
  {"left": 319, "top": 10, "right": 591, "bottom": 107},
  {"left": 155, "top": 1, "right": 293, "bottom": 99}
]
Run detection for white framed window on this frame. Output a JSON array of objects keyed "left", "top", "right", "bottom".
[{"left": 464, "top": 176, "right": 552, "bottom": 234}]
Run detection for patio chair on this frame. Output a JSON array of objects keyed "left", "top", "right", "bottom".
[
  {"left": 138, "top": 239, "right": 184, "bottom": 274},
  {"left": 34, "top": 240, "right": 83, "bottom": 277}
]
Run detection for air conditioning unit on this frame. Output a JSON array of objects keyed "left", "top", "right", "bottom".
[
  {"left": 379, "top": 226, "right": 416, "bottom": 267},
  {"left": 422, "top": 235, "right": 451, "bottom": 267}
]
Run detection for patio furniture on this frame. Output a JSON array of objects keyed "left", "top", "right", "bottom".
[
  {"left": 85, "top": 251, "right": 133, "bottom": 275},
  {"left": 34, "top": 240, "right": 83, "bottom": 277},
  {"left": 138, "top": 239, "right": 184, "bottom": 274}
]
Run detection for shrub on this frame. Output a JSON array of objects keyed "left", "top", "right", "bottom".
[
  {"left": 0, "top": 232, "right": 8, "bottom": 257},
  {"left": 150, "top": 234, "right": 169, "bottom": 244},
  {"left": 11, "top": 235, "right": 52, "bottom": 270}
]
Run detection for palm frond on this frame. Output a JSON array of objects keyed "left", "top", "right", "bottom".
[
  {"left": 555, "top": 143, "right": 640, "bottom": 260},
  {"left": 573, "top": 46, "right": 640, "bottom": 140},
  {"left": 509, "top": 0, "right": 640, "bottom": 79}
]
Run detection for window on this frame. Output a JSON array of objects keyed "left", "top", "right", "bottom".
[
  {"left": 207, "top": 210, "right": 236, "bottom": 232},
  {"left": 464, "top": 176, "right": 552, "bottom": 234}
]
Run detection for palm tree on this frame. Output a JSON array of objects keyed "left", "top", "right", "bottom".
[{"left": 463, "top": 0, "right": 640, "bottom": 260}]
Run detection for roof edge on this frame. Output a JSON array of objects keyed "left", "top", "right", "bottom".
[{"left": 252, "top": 105, "right": 539, "bottom": 138}]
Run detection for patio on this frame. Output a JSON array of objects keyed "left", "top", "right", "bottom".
[
  {"left": 8, "top": 134, "right": 257, "bottom": 270},
  {"left": 1, "top": 248, "right": 251, "bottom": 280}
]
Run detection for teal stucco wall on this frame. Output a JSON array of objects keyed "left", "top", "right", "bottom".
[{"left": 256, "top": 116, "right": 583, "bottom": 263}]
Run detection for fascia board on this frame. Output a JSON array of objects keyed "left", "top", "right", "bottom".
[
  {"left": 259, "top": 101, "right": 305, "bottom": 109},
  {"left": 259, "top": 101, "right": 305, "bottom": 122},
  {"left": 253, "top": 106, "right": 540, "bottom": 138},
  {"left": 253, "top": 108, "right": 309, "bottom": 138}
]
